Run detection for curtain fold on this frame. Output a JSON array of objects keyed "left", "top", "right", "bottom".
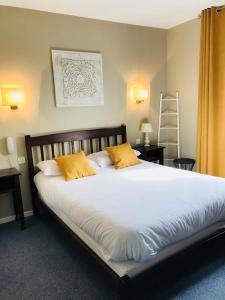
[{"left": 196, "top": 7, "right": 225, "bottom": 177}]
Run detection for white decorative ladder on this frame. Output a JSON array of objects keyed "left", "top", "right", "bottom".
[{"left": 157, "top": 91, "right": 180, "bottom": 165}]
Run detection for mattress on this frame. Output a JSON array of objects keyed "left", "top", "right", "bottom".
[
  {"left": 38, "top": 194, "right": 225, "bottom": 277},
  {"left": 34, "top": 161, "right": 225, "bottom": 270}
]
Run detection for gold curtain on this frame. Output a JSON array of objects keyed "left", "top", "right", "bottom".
[{"left": 196, "top": 7, "right": 225, "bottom": 177}]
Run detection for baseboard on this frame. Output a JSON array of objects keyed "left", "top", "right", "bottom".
[{"left": 0, "top": 210, "right": 33, "bottom": 225}]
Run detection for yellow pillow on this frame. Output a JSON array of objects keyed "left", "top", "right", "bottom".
[
  {"left": 54, "top": 151, "right": 96, "bottom": 181},
  {"left": 106, "top": 143, "right": 140, "bottom": 169}
]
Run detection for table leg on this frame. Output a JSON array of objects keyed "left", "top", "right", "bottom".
[
  {"left": 12, "top": 190, "right": 19, "bottom": 221},
  {"left": 14, "top": 176, "right": 26, "bottom": 230},
  {"left": 159, "top": 154, "right": 164, "bottom": 165}
]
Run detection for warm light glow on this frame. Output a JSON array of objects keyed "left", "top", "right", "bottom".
[
  {"left": 139, "top": 89, "right": 148, "bottom": 98},
  {"left": 130, "top": 85, "right": 148, "bottom": 104},
  {"left": 0, "top": 88, "right": 23, "bottom": 110}
]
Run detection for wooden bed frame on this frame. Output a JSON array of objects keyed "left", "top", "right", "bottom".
[{"left": 25, "top": 124, "right": 225, "bottom": 299}]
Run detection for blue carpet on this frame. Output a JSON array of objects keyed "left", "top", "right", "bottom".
[{"left": 1, "top": 216, "right": 225, "bottom": 299}]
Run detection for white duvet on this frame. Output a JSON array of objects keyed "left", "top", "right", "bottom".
[{"left": 34, "top": 161, "right": 225, "bottom": 262}]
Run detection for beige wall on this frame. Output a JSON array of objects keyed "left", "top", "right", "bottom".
[
  {"left": 0, "top": 6, "right": 167, "bottom": 218},
  {"left": 167, "top": 19, "right": 200, "bottom": 158}
]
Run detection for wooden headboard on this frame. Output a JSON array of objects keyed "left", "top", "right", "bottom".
[
  {"left": 25, "top": 124, "right": 126, "bottom": 215},
  {"left": 25, "top": 124, "right": 126, "bottom": 180}
]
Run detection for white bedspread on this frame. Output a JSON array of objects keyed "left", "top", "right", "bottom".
[{"left": 34, "top": 161, "right": 225, "bottom": 262}]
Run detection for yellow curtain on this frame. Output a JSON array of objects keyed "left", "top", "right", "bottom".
[{"left": 196, "top": 7, "right": 225, "bottom": 177}]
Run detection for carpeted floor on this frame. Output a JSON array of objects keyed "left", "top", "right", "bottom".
[{"left": 1, "top": 215, "right": 225, "bottom": 300}]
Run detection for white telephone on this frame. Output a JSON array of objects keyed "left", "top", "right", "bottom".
[{"left": 6, "top": 136, "right": 15, "bottom": 155}]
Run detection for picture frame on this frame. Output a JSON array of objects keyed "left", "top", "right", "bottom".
[{"left": 51, "top": 49, "right": 104, "bottom": 107}]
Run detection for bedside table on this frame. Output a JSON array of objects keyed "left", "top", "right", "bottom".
[
  {"left": 0, "top": 168, "right": 25, "bottom": 230},
  {"left": 134, "top": 145, "right": 165, "bottom": 165}
]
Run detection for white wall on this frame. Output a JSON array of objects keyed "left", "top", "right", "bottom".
[
  {"left": 167, "top": 19, "right": 200, "bottom": 158},
  {"left": 0, "top": 6, "right": 166, "bottom": 218},
  {"left": 0, "top": 7, "right": 202, "bottom": 220}
]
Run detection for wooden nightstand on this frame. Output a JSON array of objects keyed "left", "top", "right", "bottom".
[
  {"left": 0, "top": 168, "right": 25, "bottom": 230},
  {"left": 133, "top": 145, "right": 165, "bottom": 165}
]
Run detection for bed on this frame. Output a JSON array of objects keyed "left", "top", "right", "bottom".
[{"left": 25, "top": 125, "right": 225, "bottom": 299}]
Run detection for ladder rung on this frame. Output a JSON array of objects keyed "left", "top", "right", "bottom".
[
  {"left": 161, "top": 112, "right": 177, "bottom": 116},
  {"left": 162, "top": 109, "right": 177, "bottom": 114},
  {"left": 160, "top": 125, "right": 177, "bottom": 130},
  {"left": 162, "top": 98, "right": 176, "bottom": 101},
  {"left": 164, "top": 158, "right": 175, "bottom": 161},
  {"left": 159, "top": 142, "right": 178, "bottom": 145}
]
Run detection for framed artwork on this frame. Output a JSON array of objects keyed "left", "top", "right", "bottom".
[{"left": 51, "top": 49, "right": 104, "bottom": 107}]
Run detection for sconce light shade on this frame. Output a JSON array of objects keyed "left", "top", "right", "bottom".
[
  {"left": 6, "top": 136, "right": 15, "bottom": 154},
  {"left": 130, "top": 85, "right": 148, "bottom": 104},
  {"left": 1, "top": 88, "right": 22, "bottom": 110}
]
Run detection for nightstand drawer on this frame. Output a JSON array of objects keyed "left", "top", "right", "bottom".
[
  {"left": 134, "top": 144, "right": 165, "bottom": 165},
  {"left": 140, "top": 153, "right": 161, "bottom": 162}
]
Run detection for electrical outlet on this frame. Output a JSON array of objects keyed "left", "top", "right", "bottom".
[
  {"left": 18, "top": 156, "right": 26, "bottom": 164},
  {"left": 135, "top": 138, "right": 141, "bottom": 145}
]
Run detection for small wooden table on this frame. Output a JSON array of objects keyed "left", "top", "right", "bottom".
[
  {"left": 0, "top": 168, "right": 25, "bottom": 230},
  {"left": 133, "top": 144, "right": 165, "bottom": 165}
]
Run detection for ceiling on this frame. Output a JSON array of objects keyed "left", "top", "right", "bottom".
[{"left": 0, "top": 0, "right": 224, "bottom": 29}]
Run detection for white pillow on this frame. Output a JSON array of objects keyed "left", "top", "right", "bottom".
[
  {"left": 36, "top": 159, "right": 99, "bottom": 176},
  {"left": 36, "top": 160, "right": 61, "bottom": 176},
  {"left": 87, "top": 149, "right": 141, "bottom": 168},
  {"left": 87, "top": 151, "right": 112, "bottom": 168},
  {"left": 88, "top": 159, "right": 100, "bottom": 170},
  {"left": 133, "top": 149, "right": 141, "bottom": 157}
]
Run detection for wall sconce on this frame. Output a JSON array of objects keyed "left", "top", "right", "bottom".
[
  {"left": 0, "top": 88, "right": 23, "bottom": 110},
  {"left": 130, "top": 85, "right": 148, "bottom": 104}
]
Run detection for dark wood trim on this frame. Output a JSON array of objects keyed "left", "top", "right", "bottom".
[
  {"left": 27, "top": 126, "right": 126, "bottom": 147},
  {"left": 25, "top": 124, "right": 225, "bottom": 299},
  {"left": 0, "top": 168, "right": 20, "bottom": 178},
  {"left": 14, "top": 175, "right": 25, "bottom": 230},
  {"left": 0, "top": 168, "right": 25, "bottom": 230}
]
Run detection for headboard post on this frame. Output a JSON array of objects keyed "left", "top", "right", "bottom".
[
  {"left": 25, "top": 135, "right": 39, "bottom": 215},
  {"left": 121, "top": 124, "right": 127, "bottom": 143}
]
